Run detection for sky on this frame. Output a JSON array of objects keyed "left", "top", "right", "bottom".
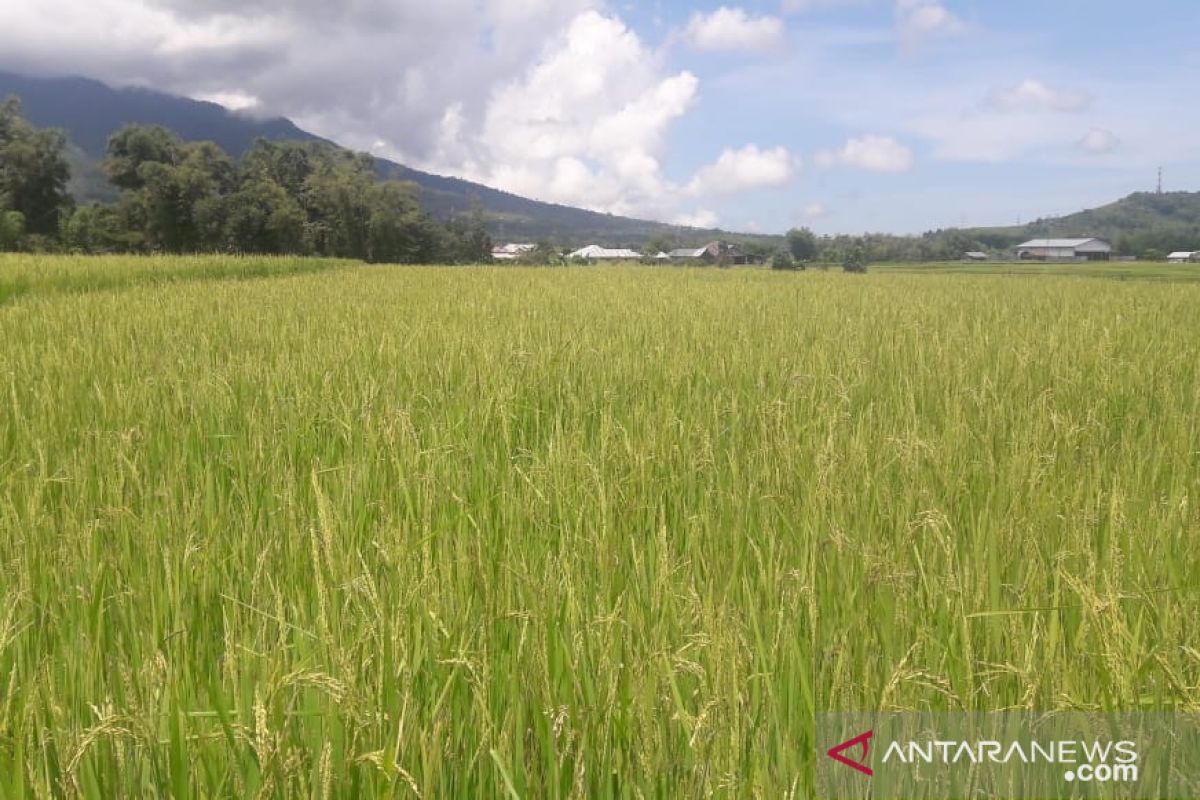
[{"left": 2, "top": 0, "right": 1199, "bottom": 234}]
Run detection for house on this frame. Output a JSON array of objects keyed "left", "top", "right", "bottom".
[
  {"left": 653, "top": 252, "right": 671, "bottom": 261},
  {"left": 1016, "top": 238, "right": 1112, "bottom": 262},
  {"left": 1168, "top": 251, "right": 1199, "bottom": 264},
  {"left": 567, "top": 245, "right": 643, "bottom": 261},
  {"left": 962, "top": 251, "right": 989, "bottom": 262},
  {"left": 491, "top": 243, "right": 537, "bottom": 261},
  {"left": 668, "top": 241, "right": 750, "bottom": 265}
]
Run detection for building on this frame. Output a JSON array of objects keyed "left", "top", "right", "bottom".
[
  {"left": 567, "top": 245, "right": 643, "bottom": 261},
  {"left": 491, "top": 243, "right": 537, "bottom": 261},
  {"left": 962, "top": 251, "right": 989, "bottom": 262},
  {"left": 1168, "top": 251, "right": 1199, "bottom": 264},
  {"left": 668, "top": 241, "right": 750, "bottom": 265},
  {"left": 1016, "top": 238, "right": 1112, "bottom": 262}
]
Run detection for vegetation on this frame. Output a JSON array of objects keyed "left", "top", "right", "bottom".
[
  {"left": 2, "top": 255, "right": 1199, "bottom": 796},
  {"left": 4, "top": 76, "right": 1200, "bottom": 259}
]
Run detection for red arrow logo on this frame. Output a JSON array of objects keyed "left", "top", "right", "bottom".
[{"left": 827, "top": 730, "right": 874, "bottom": 777}]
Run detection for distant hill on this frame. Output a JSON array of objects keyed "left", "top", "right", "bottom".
[
  {"left": 957, "top": 192, "right": 1200, "bottom": 255},
  {"left": 0, "top": 70, "right": 760, "bottom": 248}
]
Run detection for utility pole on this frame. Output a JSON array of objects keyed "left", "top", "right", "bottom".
[{"left": 1157, "top": 167, "right": 1163, "bottom": 195}]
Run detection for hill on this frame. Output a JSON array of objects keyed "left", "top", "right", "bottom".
[
  {"left": 957, "top": 192, "right": 1200, "bottom": 256},
  {"left": 0, "top": 71, "right": 759, "bottom": 248}
]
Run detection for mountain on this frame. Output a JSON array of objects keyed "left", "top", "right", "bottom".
[
  {"left": 956, "top": 192, "right": 1200, "bottom": 255},
  {"left": 0, "top": 71, "right": 762, "bottom": 248}
]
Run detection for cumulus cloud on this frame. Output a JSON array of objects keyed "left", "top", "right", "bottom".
[
  {"left": 444, "top": 11, "right": 700, "bottom": 218},
  {"left": 815, "top": 135, "right": 914, "bottom": 172},
  {"left": 0, "top": 2, "right": 794, "bottom": 223},
  {"left": 684, "top": 7, "right": 786, "bottom": 52},
  {"left": 1078, "top": 128, "right": 1119, "bottom": 155},
  {"left": 686, "top": 145, "right": 799, "bottom": 195},
  {"left": 802, "top": 202, "right": 829, "bottom": 218},
  {"left": 988, "top": 79, "right": 1091, "bottom": 113},
  {"left": 895, "top": 0, "right": 965, "bottom": 47},
  {"left": 0, "top": 0, "right": 599, "bottom": 161}
]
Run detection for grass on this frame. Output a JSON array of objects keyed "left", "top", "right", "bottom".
[{"left": 0, "top": 254, "right": 1198, "bottom": 797}]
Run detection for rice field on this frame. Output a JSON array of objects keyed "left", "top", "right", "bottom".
[{"left": 1, "top": 254, "right": 1198, "bottom": 797}]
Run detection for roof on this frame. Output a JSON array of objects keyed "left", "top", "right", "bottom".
[
  {"left": 1168, "top": 252, "right": 1196, "bottom": 259},
  {"left": 964, "top": 251, "right": 989, "bottom": 259},
  {"left": 654, "top": 252, "right": 671, "bottom": 259},
  {"left": 568, "top": 245, "right": 642, "bottom": 259},
  {"left": 1017, "top": 238, "right": 1107, "bottom": 249},
  {"left": 491, "top": 243, "right": 537, "bottom": 260},
  {"left": 493, "top": 243, "right": 536, "bottom": 254},
  {"left": 668, "top": 247, "right": 707, "bottom": 258}
]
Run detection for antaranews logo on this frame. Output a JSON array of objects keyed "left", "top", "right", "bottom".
[
  {"left": 814, "top": 713, "right": 1194, "bottom": 799},
  {"left": 826, "top": 730, "right": 874, "bottom": 777},
  {"left": 825, "top": 729, "right": 1138, "bottom": 785}
]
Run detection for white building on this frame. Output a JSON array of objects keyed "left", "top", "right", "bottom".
[
  {"left": 1168, "top": 251, "right": 1199, "bottom": 264},
  {"left": 1016, "top": 238, "right": 1112, "bottom": 262},
  {"left": 567, "top": 245, "right": 643, "bottom": 261},
  {"left": 491, "top": 243, "right": 537, "bottom": 261}
]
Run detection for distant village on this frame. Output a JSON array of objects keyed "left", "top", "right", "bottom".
[
  {"left": 491, "top": 241, "right": 763, "bottom": 265},
  {"left": 494, "top": 238, "right": 1200, "bottom": 265}
]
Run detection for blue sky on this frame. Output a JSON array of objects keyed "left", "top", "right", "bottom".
[
  {"left": 622, "top": 0, "right": 1200, "bottom": 233},
  {"left": 3, "top": 0, "right": 1198, "bottom": 234}
]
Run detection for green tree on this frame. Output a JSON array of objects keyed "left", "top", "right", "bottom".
[
  {"left": 222, "top": 178, "right": 307, "bottom": 254},
  {"left": 0, "top": 97, "right": 73, "bottom": 236},
  {"left": 770, "top": 249, "right": 797, "bottom": 271},
  {"left": 786, "top": 227, "right": 818, "bottom": 262},
  {"left": 367, "top": 181, "right": 434, "bottom": 263},
  {"left": 843, "top": 246, "right": 868, "bottom": 273},
  {"left": 103, "top": 125, "right": 182, "bottom": 190},
  {"left": 62, "top": 204, "right": 139, "bottom": 253},
  {"left": 0, "top": 209, "right": 24, "bottom": 251}
]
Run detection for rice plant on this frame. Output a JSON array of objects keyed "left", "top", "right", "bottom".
[{"left": 0, "top": 255, "right": 1197, "bottom": 797}]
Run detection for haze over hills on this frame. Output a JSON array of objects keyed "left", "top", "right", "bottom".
[{"left": 0, "top": 71, "right": 748, "bottom": 248}]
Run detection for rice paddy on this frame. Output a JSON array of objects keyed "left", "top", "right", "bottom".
[{"left": 1, "top": 254, "right": 1198, "bottom": 797}]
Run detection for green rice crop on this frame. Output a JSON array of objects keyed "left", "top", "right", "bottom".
[{"left": 1, "top": 255, "right": 1197, "bottom": 797}]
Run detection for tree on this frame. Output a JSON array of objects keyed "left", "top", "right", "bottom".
[
  {"left": 222, "top": 178, "right": 307, "bottom": 254},
  {"left": 103, "top": 125, "right": 182, "bottom": 190},
  {"left": 1141, "top": 248, "right": 1164, "bottom": 262},
  {"left": 0, "top": 210, "right": 23, "bottom": 251},
  {"left": 786, "top": 227, "right": 818, "bottom": 262},
  {"left": 770, "top": 250, "right": 797, "bottom": 271},
  {"left": 843, "top": 246, "right": 868, "bottom": 273},
  {"left": 62, "top": 204, "right": 139, "bottom": 253},
  {"left": 367, "top": 181, "right": 436, "bottom": 263},
  {"left": 0, "top": 97, "right": 72, "bottom": 236}
]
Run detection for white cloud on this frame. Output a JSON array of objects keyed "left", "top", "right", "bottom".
[
  {"left": 673, "top": 209, "right": 720, "bottom": 228},
  {"left": 0, "top": 0, "right": 601, "bottom": 171},
  {"left": 1078, "top": 128, "right": 1119, "bottom": 155},
  {"left": 684, "top": 6, "right": 785, "bottom": 52},
  {"left": 449, "top": 11, "right": 699, "bottom": 218},
  {"left": 988, "top": 79, "right": 1091, "bottom": 113},
  {"left": 802, "top": 202, "right": 829, "bottom": 218},
  {"left": 895, "top": 0, "right": 965, "bottom": 47},
  {"left": 192, "top": 90, "right": 260, "bottom": 111},
  {"left": 816, "top": 135, "right": 914, "bottom": 172},
  {"left": 686, "top": 145, "right": 799, "bottom": 195}
]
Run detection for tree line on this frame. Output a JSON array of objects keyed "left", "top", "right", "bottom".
[{"left": 0, "top": 97, "right": 491, "bottom": 262}]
